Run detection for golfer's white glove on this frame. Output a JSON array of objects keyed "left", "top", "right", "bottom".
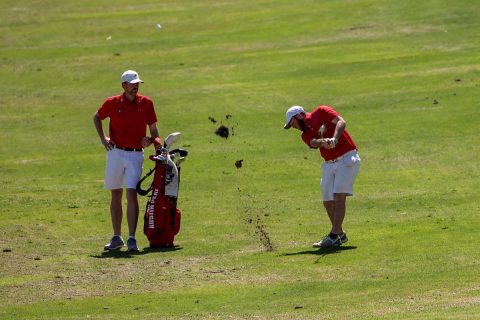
[{"left": 327, "top": 138, "right": 338, "bottom": 148}]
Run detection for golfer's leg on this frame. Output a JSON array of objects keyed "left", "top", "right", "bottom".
[
  {"left": 126, "top": 188, "right": 139, "bottom": 237},
  {"left": 323, "top": 201, "right": 335, "bottom": 226},
  {"left": 321, "top": 162, "right": 335, "bottom": 230},
  {"left": 110, "top": 189, "right": 123, "bottom": 235},
  {"left": 332, "top": 193, "right": 347, "bottom": 234}
]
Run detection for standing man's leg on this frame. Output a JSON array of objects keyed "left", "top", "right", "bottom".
[
  {"left": 126, "top": 188, "right": 139, "bottom": 237},
  {"left": 104, "top": 188, "right": 125, "bottom": 250},
  {"left": 103, "top": 148, "right": 127, "bottom": 250},
  {"left": 110, "top": 189, "right": 123, "bottom": 235},
  {"left": 125, "top": 189, "right": 140, "bottom": 251},
  {"left": 124, "top": 151, "right": 143, "bottom": 252}
]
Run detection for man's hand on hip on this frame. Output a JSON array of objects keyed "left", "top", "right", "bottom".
[{"left": 101, "top": 137, "right": 114, "bottom": 151}]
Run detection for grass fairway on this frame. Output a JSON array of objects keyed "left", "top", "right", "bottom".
[{"left": 1, "top": 0, "right": 480, "bottom": 318}]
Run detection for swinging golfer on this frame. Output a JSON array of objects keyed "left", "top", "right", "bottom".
[
  {"left": 93, "top": 70, "right": 161, "bottom": 251},
  {"left": 284, "top": 105, "right": 360, "bottom": 247}
]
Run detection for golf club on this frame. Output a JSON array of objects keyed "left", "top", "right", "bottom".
[
  {"left": 164, "top": 132, "right": 181, "bottom": 150},
  {"left": 169, "top": 148, "right": 189, "bottom": 157},
  {"left": 319, "top": 125, "right": 325, "bottom": 139}
]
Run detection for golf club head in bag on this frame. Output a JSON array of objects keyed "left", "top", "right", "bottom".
[
  {"left": 169, "top": 148, "right": 188, "bottom": 158},
  {"left": 137, "top": 152, "right": 179, "bottom": 197},
  {"left": 169, "top": 148, "right": 189, "bottom": 168},
  {"left": 137, "top": 132, "right": 186, "bottom": 197},
  {"left": 164, "top": 132, "right": 181, "bottom": 150},
  {"left": 136, "top": 132, "right": 183, "bottom": 196}
]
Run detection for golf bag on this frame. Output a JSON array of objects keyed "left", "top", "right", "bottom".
[{"left": 136, "top": 135, "right": 187, "bottom": 247}]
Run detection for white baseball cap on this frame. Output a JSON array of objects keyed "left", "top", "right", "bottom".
[
  {"left": 121, "top": 70, "right": 144, "bottom": 84},
  {"left": 284, "top": 105, "right": 305, "bottom": 129}
]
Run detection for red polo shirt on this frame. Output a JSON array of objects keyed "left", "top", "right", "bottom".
[
  {"left": 97, "top": 93, "right": 157, "bottom": 149},
  {"left": 301, "top": 106, "right": 357, "bottom": 161}
]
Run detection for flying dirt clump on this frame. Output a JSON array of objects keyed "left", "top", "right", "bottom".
[
  {"left": 210, "top": 115, "right": 236, "bottom": 139},
  {"left": 215, "top": 125, "right": 229, "bottom": 139},
  {"left": 235, "top": 159, "right": 243, "bottom": 168}
]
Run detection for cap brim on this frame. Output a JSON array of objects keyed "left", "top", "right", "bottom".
[
  {"left": 128, "top": 79, "right": 144, "bottom": 84},
  {"left": 284, "top": 115, "right": 294, "bottom": 129}
]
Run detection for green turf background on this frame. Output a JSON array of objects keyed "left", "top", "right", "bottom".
[{"left": 1, "top": 0, "right": 479, "bottom": 319}]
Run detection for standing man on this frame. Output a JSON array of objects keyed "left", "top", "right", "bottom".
[
  {"left": 284, "top": 105, "right": 360, "bottom": 248},
  {"left": 93, "top": 70, "right": 162, "bottom": 251}
]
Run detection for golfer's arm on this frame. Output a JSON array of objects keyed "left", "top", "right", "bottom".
[
  {"left": 332, "top": 116, "right": 346, "bottom": 140},
  {"left": 149, "top": 123, "right": 162, "bottom": 145},
  {"left": 309, "top": 139, "right": 321, "bottom": 148},
  {"left": 93, "top": 112, "right": 106, "bottom": 142},
  {"left": 310, "top": 116, "right": 346, "bottom": 148}
]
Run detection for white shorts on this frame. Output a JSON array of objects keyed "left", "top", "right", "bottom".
[
  {"left": 321, "top": 150, "right": 360, "bottom": 201},
  {"left": 104, "top": 148, "right": 144, "bottom": 190}
]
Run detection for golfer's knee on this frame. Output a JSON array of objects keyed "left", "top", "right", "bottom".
[
  {"left": 111, "top": 188, "right": 122, "bottom": 195},
  {"left": 333, "top": 193, "right": 347, "bottom": 203},
  {"left": 333, "top": 192, "right": 346, "bottom": 198}
]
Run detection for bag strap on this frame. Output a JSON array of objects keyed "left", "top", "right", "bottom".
[{"left": 136, "top": 167, "right": 155, "bottom": 196}]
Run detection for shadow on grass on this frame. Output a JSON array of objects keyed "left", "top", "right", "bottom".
[
  {"left": 90, "top": 245, "right": 182, "bottom": 259},
  {"left": 143, "top": 245, "right": 183, "bottom": 253},
  {"left": 282, "top": 245, "right": 357, "bottom": 258}
]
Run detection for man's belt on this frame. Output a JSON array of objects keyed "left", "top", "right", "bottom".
[
  {"left": 325, "top": 150, "right": 357, "bottom": 163},
  {"left": 113, "top": 144, "right": 143, "bottom": 152}
]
